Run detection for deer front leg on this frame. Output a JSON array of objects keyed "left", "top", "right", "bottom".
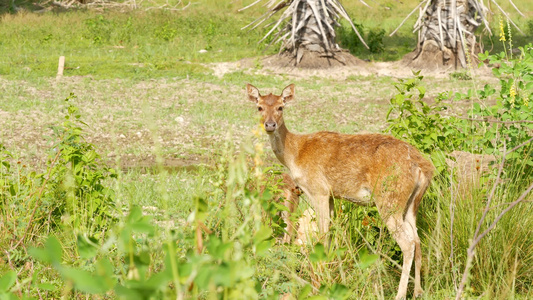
[
  {"left": 280, "top": 175, "right": 300, "bottom": 243},
  {"left": 309, "top": 193, "right": 334, "bottom": 244}
]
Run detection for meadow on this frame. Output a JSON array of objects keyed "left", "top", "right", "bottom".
[{"left": 1, "top": 0, "right": 533, "bottom": 299}]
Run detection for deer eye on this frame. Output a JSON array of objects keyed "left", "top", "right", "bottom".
[
  {"left": 257, "top": 106, "right": 263, "bottom": 112},
  {"left": 278, "top": 106, "right": 283, "bottom": 111}
]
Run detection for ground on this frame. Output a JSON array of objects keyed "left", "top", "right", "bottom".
[{"left": 0, "top": 57, "right": 497, "bottom": 172}]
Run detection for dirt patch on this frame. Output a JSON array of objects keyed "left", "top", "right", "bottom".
[
  {"left": 209, "top": 51, "right": 494, "bottom": 82},
  {"left": 0, "top": 59, "right": 498, "bottom": 172},
  {"left": 118, "top": 155, "right": 206, "bottom": 173},
  {"left": 401, "top": 40, "right": 483, "bottom": 73},
  {"left": 262, "top": 50, "right": 367, "bottom": 69}
]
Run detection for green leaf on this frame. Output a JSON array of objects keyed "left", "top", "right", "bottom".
[
  {"left": 115, "top": 284, "right": 143, "bottom": 300},
  {"left": 131, "top": 222, "right": 155, "bottom": 236},
  {"left": 307, "top": 296, "right": 328, "bottom": 300},
  {"left": 328, "top": 283, "right": 351, "bottom": 299},
  {"left": 416, "top": 86, "right": 426, "bottom": 97},
  {"left": 253, "top": 225, "right": 272, "bottom": 245},
  {"left": 29, "top": 236, "right": 63, "bottom": 265},
  {"left": 255, "top": 240, "right": 273, "bottom": 256},
  {"left": 298, "top": 284, "right": 313, "bottom": 299},
  {"left": 77, "top": 235, "right": 98, "bottom": 259},
  {"left": 309, "top": 243, "right": 327, "bottom": 263},
  {"left": 36, "top": 283, "right": 57, "bottom": 291},
  {"left": 61, "top": 266, "right": 113, "bottom": 294},
  {"left": 357, "top": 248, "right": 379, "bottom": 269},
  {"left": 0, "top": 271, "right": 16, "bottom": 293},
  {"left": 127, "top": 206, "right": 143, "bottom": 224}
]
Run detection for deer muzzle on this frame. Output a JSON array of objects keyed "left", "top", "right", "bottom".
[{"left": 264, "top": 121, "right": 277, "bottom": 132}]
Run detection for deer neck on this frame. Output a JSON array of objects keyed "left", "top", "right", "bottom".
[{"left": 268, "top": 122, "right": 296, "bottom": 167}]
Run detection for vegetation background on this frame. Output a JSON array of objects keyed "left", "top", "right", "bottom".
[{"left": 0, "top": 0, "right": 532, "bottom": 299}]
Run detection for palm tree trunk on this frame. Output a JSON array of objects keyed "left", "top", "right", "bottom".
[
  {"left": 406, "top": 0, "right": 486, "bottom": 70},
  {"left": 282, "top": 0, "right": 338, "bottom": 63},
  {"left": 242, "top": 0, "right": 367, "bottom": 67}
]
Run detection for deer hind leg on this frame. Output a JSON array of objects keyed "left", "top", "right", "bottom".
[
  {"left": 405, "top": 205, "right": 423, "bottom": 298},
  {"left": 385, "top": 215, "right": 416, "bottom": 300},
  {"left": 410, "top": 170, "right": 430, "bottom": 298}
]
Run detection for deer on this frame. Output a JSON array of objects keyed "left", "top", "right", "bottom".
[{"left": 246, "top": 83, "right": 435, "bottom": 300}]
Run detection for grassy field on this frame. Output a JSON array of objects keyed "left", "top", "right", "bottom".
[{"left": 1, "top": 0, "right": 533, "bottom": 299}]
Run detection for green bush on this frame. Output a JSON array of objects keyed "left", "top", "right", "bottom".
[{"left": 1, "top": 93, "right": 117, "bottom": 252}]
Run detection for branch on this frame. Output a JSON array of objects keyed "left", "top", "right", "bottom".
[
  {"left": 490, "top": 0, "right": 524, "bottom": 34},
  {"left": 455, "top": 139, "right": 533, "bottom": 299},
  {"left": 459, "top": 117, "right": 533, "bottom": 124},
  {"left": 389, "top": 0, "right": 428, "bottom": 37}
]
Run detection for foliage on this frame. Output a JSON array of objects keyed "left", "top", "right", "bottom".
[
  {"left": 473, "top": 45, "right": 533, "bottom": 179},
  {"left": 1, "top": 126, "right": 360, "bottom": 299},
  {"left": 45, "top": 93, "right": 118, "bottom": 235},
  {"left": 338, "top": 21, "right": 385, "bottom": 54},
  {"left": 1, "top": 93, "right": 117, "bottom": 261},
  {"left": 385, "top": 72, "right": 469, "bottom": 173}
]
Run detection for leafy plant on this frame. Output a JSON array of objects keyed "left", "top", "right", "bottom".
[
  {"left": 84, "top": 15, "right": 114, "bottom": 44},
  {"left": 1, "top": 93, "right": 117, "bottom": 253},
  {"left": 155, "top": 22, "right": 177, "bottom": 42},
  {"left": 385, "top": 72, "right": 470, "bottom": 173},
  {"left": 469, "top": 45, "right": 533, "bottom": 180},
  {"left": 386, "top": 43, "right": 533, "bottom": 298},
  {"left": 44, "top": 93, "right": 117, "bottom": 236},
  {"left": 367, "top": 28, "right": 385, "bottom": 53}
]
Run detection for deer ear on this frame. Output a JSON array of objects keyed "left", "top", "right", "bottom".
[
  {"left": 246, "top": 84, "right": 260, "bottom": 103},
  {"left": 281, "top": 84, "right": 295, "bottom": 103}
]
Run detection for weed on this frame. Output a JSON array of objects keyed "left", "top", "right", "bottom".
[
  {"left": 386, "top": 48, "right": 533, "bottom": 297},
  {"left": 450, "top": 71, "right": 473, "bottom": 80},
  {"left": 154, "top": 22, "right": 177, "bottom": 42},
  {"left": 1, "top": 93, "right": 117, "bottom": 255},
  {"left": 367, "top": 28, "right": 385, "bottom": 53},
  {"left": 83, "top": 15, "right": 113, "bottom": 44}
]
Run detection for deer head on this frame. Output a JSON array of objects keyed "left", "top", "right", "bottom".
[{"left": 246, "top": 83, "right": 294, "bottom": 133}]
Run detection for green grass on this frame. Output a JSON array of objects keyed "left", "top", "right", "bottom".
[
  {"left": 0, "top": 7, "right": 272, "bottom": 80},
  {"left": 1, "top": 0, "right": 531, "bottom": 79}
]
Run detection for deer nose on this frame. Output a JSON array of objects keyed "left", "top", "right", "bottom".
[{"left": 264, "top": 121, "right": 277, "bottom": 132}]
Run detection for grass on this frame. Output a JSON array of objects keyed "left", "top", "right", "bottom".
[
  {"left": 1, "top": 0, "right": 532, "bottom": 299},
  {"left": 1, "top": 0, "right": 531, "bottom": 80}
]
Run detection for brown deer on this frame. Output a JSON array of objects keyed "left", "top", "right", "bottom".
[{"left": 246, "top": 83, "right": 434, "bottom": 300}]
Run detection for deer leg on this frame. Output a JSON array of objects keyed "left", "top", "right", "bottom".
[
  {"left": 280, "top": 174, "right": 300, "bottom": 243},
  {"left": 281, "top": 186, "right": 300, "bottom": 243},
  {"left": 307, "top": 193, "right": 331, "bottom": 240},
  {"left": 414, "top": 231, "right": 423, "bottom": 298},
  {"left": 405, "top": 208, "right": 423, "bottom": 297},
  {"left": 386, "top": 216, "right": 416, "bottom": 300},
  {"left": 311, "top": 194, "right": 333, "bottom": 244}
]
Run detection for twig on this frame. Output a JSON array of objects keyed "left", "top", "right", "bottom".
[
  {"left": 460, "top": 117, "right": 533, "bottom": 124},
  {"left": 507, "top": 0, "right": 525, "bottom": 17},
  {"left": 389, "top": 0, "right": 428, "bottom": 37},
  {"left": 455, "top": 139, "right": 533, "bottom": 299},
  {"left": 490, "top": 0, "right": 524, "bottom": 34}
]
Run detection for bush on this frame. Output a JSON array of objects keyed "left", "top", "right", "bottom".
[{"left": 1, "top": 93, "right": 117, "bottom": 255}]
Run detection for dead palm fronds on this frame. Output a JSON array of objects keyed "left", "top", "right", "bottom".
[
  {"left": 241, "top": 0, "right": 368, "bottom": 65},
  {"left": 393, "top": 0, "right": 525, "bottom": 68}
]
